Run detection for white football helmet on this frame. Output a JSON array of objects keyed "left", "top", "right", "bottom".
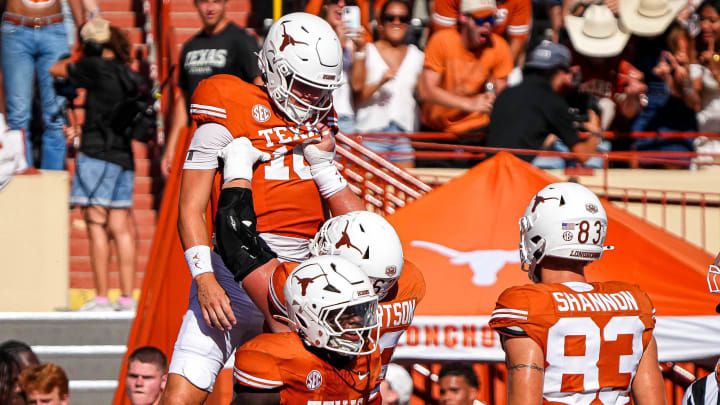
[
  {"left": 284, "top": 255, "right": 380, "bottom": 356},
  {"left": 519, "top": 182, "right": 609, "bottom": 281},
  {"left": 309, "top": 211, "right": 404, "bottom": 300},
  {"left": 258, "top": 12, "right": 342, "bottom": 126}
]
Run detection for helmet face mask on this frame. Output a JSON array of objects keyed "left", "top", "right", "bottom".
[
  {"left": 309, "top": 211, "right": 404, "bottom": 300},
  {"left": 284, "top": 256, "right": 380, "bottom": 356},
  {"left": 708, "top": 264, "right": 720, "bottom": 294},
  {"left": 259, "top": 13, "right": 342, "bottom": 126},
  {"left": 519, "top": 182, "right": 609, "bottom": 282},
  {"left": 322, "top": 300, "right": 379, "bottom": 354}
]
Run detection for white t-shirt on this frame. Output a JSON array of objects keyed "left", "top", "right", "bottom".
[
  {"left": 354, "top": 43, "right": 425, "bottom": 133},
  {"left": 690, "top": 63, "right": 720, "bottom": 132},
  {"left": 333, "top": 46, "right": 355, "bottom": 119}
]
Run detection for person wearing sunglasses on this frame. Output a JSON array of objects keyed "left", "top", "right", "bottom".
[
  {"left": 417, "top": 0, "right": 513, "bottom": 167},
  {"left": 431, "top": 0, "right": 531, "bottom": 80},
  {"left": 351, "top": 0, "right": 424, "bottom": 168}
]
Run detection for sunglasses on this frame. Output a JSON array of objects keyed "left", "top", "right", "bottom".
[
  {"left": 382, "top": 14, "right": 411, "bottom": 24},
  {"left": 472, "top": 15, "right": 495, "bottom": 26}
]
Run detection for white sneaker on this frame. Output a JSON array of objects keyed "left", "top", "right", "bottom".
[
  {"left": 77, "top": 297, "right": 113, "bottom": 312},
  {"left": 113, "top": 297, "right": 137, "bottom": 312}
]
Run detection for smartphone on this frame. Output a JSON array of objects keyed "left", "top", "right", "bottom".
[{"left": 342, "top": 6, "right": 361, "bottom": 38}]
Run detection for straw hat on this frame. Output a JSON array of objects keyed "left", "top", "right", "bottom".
[
  {"left": 80, "top": 18, "right": 111, "bottom": 44},
  {"left": 565, "top": 5, "right": 630, "bottom": 57},
  {"left": 619, "top": 0, "right": 686, "bottom": 37}
]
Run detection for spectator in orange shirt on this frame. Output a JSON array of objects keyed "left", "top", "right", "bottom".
[
  {"left": 431, "top": 0, "right": 531, "bottom": 71},
  {"left": 418, "top": 0, "right": 513, "bottom": 136}
]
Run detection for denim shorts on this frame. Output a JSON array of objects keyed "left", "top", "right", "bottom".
[
  {"left": 69, "top": 154, "right": 135, "bottom": 208},
  {"left": 361, "top": 122, "right": 415, "bottom": 163}
]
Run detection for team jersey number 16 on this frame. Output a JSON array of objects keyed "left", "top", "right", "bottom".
[{"left": 264, "top": 145, "right": 312, "bottom": 181}]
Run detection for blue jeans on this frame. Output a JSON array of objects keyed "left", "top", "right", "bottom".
[
  {"left": 337, "top": 114, "right": 355, "bottom": 134},
  {"left": 532, "top": 139, "right": 612, "bottom": 169},
  {"left": 70, "top": 154, "right": 135, "bottom": 208},
  {"left": 1, "top": 20, "right": 69, "bottom": 170}
]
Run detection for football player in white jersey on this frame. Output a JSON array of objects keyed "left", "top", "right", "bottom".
[{"left": 489, "top": 182, "right": 666, "bottom": 405}]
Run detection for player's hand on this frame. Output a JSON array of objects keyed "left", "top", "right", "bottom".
[
  {"left": 303, "top": 124, "right": 336, "bottom": 166},
  {"left": 195, "top": 272, "right": 236, "bottom": 330},
  {"left": 218, "top": 137, "right": 271, "bottom": 184}
]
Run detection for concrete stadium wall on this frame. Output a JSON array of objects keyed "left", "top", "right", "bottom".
[{"left": 0, "top": 171, "right": 69, "bottom": 311}]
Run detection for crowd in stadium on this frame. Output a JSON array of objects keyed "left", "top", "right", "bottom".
[{"left": 0, "top": 0, "right": 719, "bottom": 404}]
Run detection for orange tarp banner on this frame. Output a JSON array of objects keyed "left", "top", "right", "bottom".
[
  {"left": 112, "top": 127, "right": 219, "bottom": 405},
  {"left": 386, "top": 152, "right": 719, "bottom": 362}
]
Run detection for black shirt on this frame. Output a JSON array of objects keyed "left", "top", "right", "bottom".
[
  {"left": 486, "top": 75, "right": 580, "bottom": 162},
  {"left": 68, "top": 57, "right": 138, "bottom": 170},
  {"left": 178, "top": 22, "right": 259, "bottom": 108}
]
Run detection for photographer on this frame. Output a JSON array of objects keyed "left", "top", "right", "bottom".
[
  {"left": 50, "top": 18, "right": 139, "bottom": 312},
  {"left": 487, "top": 42, "right": 601, "bottom": 167}
]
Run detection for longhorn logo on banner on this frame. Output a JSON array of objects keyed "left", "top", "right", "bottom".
[{"left": 411, "top": 241, "right": 520, "bottom": 286}]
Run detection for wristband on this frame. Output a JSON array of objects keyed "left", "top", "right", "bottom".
[
  {"left": 310, "top": 161, "right": 348, "bottom": 199},
  {"left": 354, "top": 51, "right": 366, "bottom": 59},
  {"left": 184, "top": 245, "right": 213, "bottom": 279}
]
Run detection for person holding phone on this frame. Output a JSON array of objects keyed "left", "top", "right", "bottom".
[
  {"left": 352, "top": 0, "right": 424, "bottom": 168},
  {"left": 318, "top": 0, "right": 367, "bottom": 133},
  {"left": 686, "top": 0, "right": 720, "bottom": 166}
]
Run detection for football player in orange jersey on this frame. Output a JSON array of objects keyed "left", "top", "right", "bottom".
[
  {"left": 489, "top": 182, "right": 667, "bottom": 405},
  {"left": 160, "top": 12, "right": 364, "bottom": 405},
  {"left": 266, "top": 211, "right": 426, "bottom": 404},
  {"left": 232, "top": 255, "right": 382, "bottom": 405}
]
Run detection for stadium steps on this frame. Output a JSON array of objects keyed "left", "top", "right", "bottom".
[{"left": 0, "top": 312, "right": 134, "bottom": 404}]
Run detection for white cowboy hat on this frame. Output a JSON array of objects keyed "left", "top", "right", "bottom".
[
  {"left": 565, "top": 5, "right": 630, "bottom": 57},
  {"left": 619, "top": 0, "right": 686, "bottom": 37}
]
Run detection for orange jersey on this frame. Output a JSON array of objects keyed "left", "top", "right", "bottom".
[
  {"left": 489, "top": 281, "right": 656, "bottom": 405},
  {"left": 190, "top": 75, "right": 329, "bottom": 239},
  {"left": 269, "top": 260, "right": 425, "bottom": 377},
  {"left": 234, "top": 332, "right": 381, "bottom": 405},
  {"left": 421, "top": 30, "right": 513, "bottom": 132},
  {"left": 431, "top": 0, "right": 532, "bottom": 39}
]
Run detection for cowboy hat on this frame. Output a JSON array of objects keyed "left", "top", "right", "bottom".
[
  {"left": 619, "top": 0, "right": 686, "bottom": 37},
  {"left": 565, "top": 5, "right": 630, "bottom": 57}
]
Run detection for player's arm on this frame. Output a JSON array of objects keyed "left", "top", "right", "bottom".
[
  {"left": 178, "top": 121, "right": 241, "bottom": 331},
  {"left": 502, "top": 335, "right": 545, "bottom": 405},
  {"left": 231, "top": 390, "right": 281, "bottom": 405},
  {"left": 631, "top": 337, "right": 667, "bottom": 405},
  {"left": 232, "top": 348, "right": 284, "bottom": 404},
  {"left": 304, "top": 124, "right": 364, "bottom": 215},
  {"left": 215, "top": 140, "right": 289, "bottom": 333},
  {"left": 178, "top": 164, "right": 238, "bottom": 331}
]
